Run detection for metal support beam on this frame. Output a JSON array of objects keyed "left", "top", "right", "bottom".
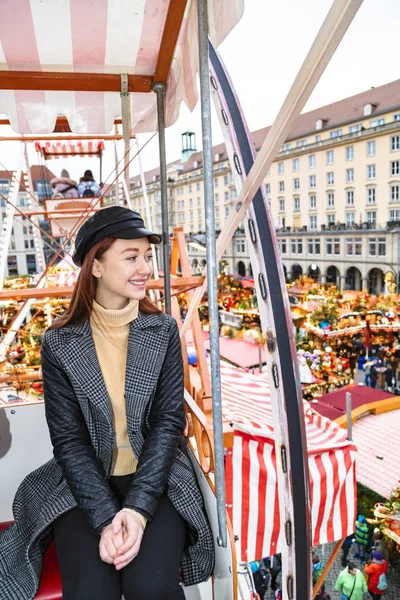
[
  {"left": 197, "top": 0, "right": 227, "bottom": 548},
  {"left": 153, "top": 82, "right": 171, "bottom": 314}
]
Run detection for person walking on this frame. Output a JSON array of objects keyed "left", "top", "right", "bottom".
[
  {"left": 341, "top": 533, "right": 355, "bottom": 567},
  {"left": 334, "top": 561, "right": 368, "bottom": 600},
  {"left": 354, "top": 514, "right": 369, "bottom": 563},
  {"left": 364, "top": 551, "right": 388, "bottom": 599},
  {"left": 0, "top": 207, "right": 214, "bottom": 599}
]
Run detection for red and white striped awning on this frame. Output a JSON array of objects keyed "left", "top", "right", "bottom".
[
  {"left": 219, "top": 362, "right": 357, "bottom": 561},
  {"left": 0, "top": 0, "right": 244, "bottom": 135},
  {"left": 35, "top": 140, "right": 105, "bottom": 159}
]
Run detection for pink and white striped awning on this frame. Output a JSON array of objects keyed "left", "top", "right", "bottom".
[
  {"left": 35, "top": 140, "right": 105, "bottom": 159},
  {"left": 0, "top": 0, "right": 244, "bottom": 135},
  {"left": 220, "top": 362, "right": 357, "bottom": 561}
]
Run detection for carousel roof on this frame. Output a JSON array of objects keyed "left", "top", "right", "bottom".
[
  {"left": 0, "top": 0, "right": 243, "bottom": 134},
  {"left": 35, "top": 140, "right": 105, "bottom": 159}
]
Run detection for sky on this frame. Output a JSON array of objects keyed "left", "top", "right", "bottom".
[{"left": 1, "top": 0, "right": 399, "bottom": 184}]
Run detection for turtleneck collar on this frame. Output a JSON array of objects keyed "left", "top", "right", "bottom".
[{"left": 92, "top": 297, "right": 139, "bottom": 329}]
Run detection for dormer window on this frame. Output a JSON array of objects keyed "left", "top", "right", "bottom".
[
  {"left": 364, "top": 103, "right": 376, "bottom": 116},
  {"left": 214, "top": 153, "right": 220, "bottom": 161},
  {"left": 316, "top": 118, "right": 326, "bottom": 130},
  {"left": 193, "top": 161, "right": 198, "bottom": 168}
]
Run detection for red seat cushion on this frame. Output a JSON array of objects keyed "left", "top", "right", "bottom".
[{"left": 0, "top": 521, "right": 62, "bottom": 599}]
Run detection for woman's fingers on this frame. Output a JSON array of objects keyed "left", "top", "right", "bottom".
[
  {"left": 115, "top": 527, "right": 138, "bottom": 554},
  {"left": 114, "top": 541, "right": 141, "bottom": 570},
  {"left": 111, "top": 512, "right": 123, "bottom": 536}
]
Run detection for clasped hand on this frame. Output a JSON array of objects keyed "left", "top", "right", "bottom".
[{"left": 99, "top": 510, "right": 144, "bottom": 570}]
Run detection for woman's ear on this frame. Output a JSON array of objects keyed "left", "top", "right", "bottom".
[{"left": 92, "top": 259, "right": 102, "bottom": 279}]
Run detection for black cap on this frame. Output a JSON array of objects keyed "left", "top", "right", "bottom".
[{"left": 72, "top": 206, "right": 161, "bottom": 267}]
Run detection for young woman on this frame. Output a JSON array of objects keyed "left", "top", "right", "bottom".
[{"left": 0, "top": 206, "right": 214, "bottom": 600}]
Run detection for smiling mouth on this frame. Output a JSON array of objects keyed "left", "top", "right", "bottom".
[{"left": 128, "top": 279, "right": 147, "bottom": 287}]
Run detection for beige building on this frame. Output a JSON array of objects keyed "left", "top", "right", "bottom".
[{"left": 111, "top": 79, "right": 400, "bottom": 293}]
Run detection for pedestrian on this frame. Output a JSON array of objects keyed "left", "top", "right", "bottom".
[
  {"left": 334, "top": 561, "right": 368, "bottom": 600},
  {"left": 370, "top": 360, "right": 378, "bottom": 388},
  {"left": 364, "top": 551, "right": 388, "bottom": 599},
  {"left": 364, "top": 360, "right": 372, "bottom": 386},
  {"left": 371, "top": 530, "right": 389, "bottom": 562},
  {"left": 0, "top": 207, "right": 214, "bottom": 599},
  {"left": 341, "top": 533, "right": 354, "bottom": 567},
  {"left": 312, "top": 553, "right": 326, "bottom": 599},
  {"left": 354, "top": 514, "right": 369, "bottom": 563}
]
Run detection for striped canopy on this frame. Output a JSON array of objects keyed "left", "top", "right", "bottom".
[
  {"left": 35, "top": 140, "right": 105, "bottom": 159},
  {"left": 220, "top": 362, "right": 357, "bottom": 561},
  {"left": 0, "top": 0, "right": 244, "bottom": 134}
]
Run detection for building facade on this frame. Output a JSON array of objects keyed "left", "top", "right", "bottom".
[
  {"left": 1, "top": 166, "right": 54, "bottom": 277},
  {"left": 108, "top": 80, "right": 400, "bottom": 293}
]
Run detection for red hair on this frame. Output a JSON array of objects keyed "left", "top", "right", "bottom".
[{"left": 48, "top": 236, "right": 160, "bottom": 330}]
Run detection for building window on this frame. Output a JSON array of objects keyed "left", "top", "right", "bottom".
[
  {"left": 390, "top": 184, "right": 400, "bottom": 202},
  {"left": 367, "top": 211, "right": 376, "bottom": 226},
  {"left": 315, "top": 135, "right": 321, "bottom": 143},
  {"left": 297, "top": 239, "right": 303, "bottom": 254},
  {"left": 30, "top": 239, "right": 34, "bottom": 248},
  {"left": 215, "top": 206, "right": 219, "bottom": 218},
  {"left": 309, "top": 195, "right": 317, "bottom": 209},
  {"left": 190, "top": 211, "right": 194, "bottom": 222},
  {"left": 390, "top": 209, "right": 400, "bottom": 221},
  {"left": 236, "top": 240, "right": 246, "bottom": 253},
  {"left": 225, "top": 206, "right": 229, "bottom": 216},
  {"left": 349, "top": 124, "right": 362, "bottom": 133},
  {"left": 196, "top": 182, "right": 200, "bottom": 192},
  {"left": 281, "top": 239, "right": 287, "bottom": 253},
  {"left": 367, "top": 188, "right": 376, "bottom": 204},
  {"left": 308, "top": 239, "right": 313, "bottom": 254},
  {"left": 330, "top": 129, "right": 342, "bottom": 138},
  {"left": 197, "top": 209, "right": 202, "bottom": 220},
  {"left": 370, "top": 117, "right": 385, "bottom": 127},
  {"left": 224, "top": 175, "right": 229, "bottom": 185},
  {"left": 346, "top": 190, "right": 354, "bottom": 206},
  {"left": 24, "top": 240, "right": 29, "bottom": 249},
  {"left": 294, "top": 197, "right": 300, "bottom": 211},
  {"left": 266, "top": 183, "right": 271, "bottom": 194},
  {"left": 293, "top": 178, "right": 300, "bottom": 190},
  {"left": 334, "top": 238, "right": 340, "bottom": 255},
  {"left": 188, "top": 184, "right": 192, "bottom": 193},
  {"left": 378, "top": 238, "right": 386, "bottom": 256},
  {"left": 327, "top": 213, "right": 336, "bottom": 225},
  {"left": 310, "top": 215, "right": 317, "bottom": 230},
  {"left": 278, "top": 216, "right": 285, "bottom": 228},
  {"left": 364, "top": 103, "right": 373, "bottom": 116},
  {"left": 292, "top": 158, "right": 299, "bottom": 172},
  {"left": 309, "top": 154, "right": 316, "bottom": 168},
  {"left": 224, "top": 191, "right": 229, "bottom": 202},
  {"left": 326, "top": 238, "right": 333, "bottom": 255},
  {"left": 391, "top": 161, "right": 400, "bottom": 176},
  {"left": 291, "top": 239, "right": 296, "bottom": 253},
  {"left": 367, "top": 140, "right": 376, "bottom": 156},
  {"left": 394, "top": 114, "right": 400, "bottom": 121},
  {"left": 309, "top": 174, "right": 316, "bottom": 188},
  {"left": 367, "top": 164, "right": 376, "bottom": 179},
  {"left": 214, "top": 193, "right": 219, "bottom": 202},
  {"left": 346, "top": 237, "right": 362, "bottom": 256},
  {"left": 346, "top": 212, "right": 355, "bottom": 227},
  {"left": 315, "top": 239, "right": 321, "bottom": 254},
  {"left": 346, "top": 168, "right": 354, "bottom": 183},
  {"left": 346, "top": 146, "right": 354, "bottom": 160},
  {"left": 391, "top": 136, "right": 400, "bottom": 151},
  {"left": 282, "top": 143, "right": 292, "bottom": 151},
  {"left": 278, "top": 162, "right": 284, "bottom": 175},
  {"left": 327, "top": 172, "right": 334, "bottom": 185},
  {"left": 279, "top": 199, "right": 285, "bottom": 212},
  {"left": 326, "top": 150, "right": 334, "bottom": 165},
  {"left": 296, "top": 139, "right": 307, "bottom": 148},
  {"left": 197, "top": 197, "right": 201, "bottom": 206},
  {"left": 231, "top": 189, "right": 237, "bottom": 200},
  {"left": 327, "top": 192, "right": 335, "bottom": 207},
  {"left": 279, "top": 181, "right": 285, "bottom": 192},
  {"left": 214, "top": 178, "right": 219, "bottom": 187},
  {"left": 368, "top": 238, "right": 377, "bottom": 256}
]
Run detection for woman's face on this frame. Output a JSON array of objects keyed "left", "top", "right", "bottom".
[{"left": 92, "top": 237, "right": 153, "bottom": 308}]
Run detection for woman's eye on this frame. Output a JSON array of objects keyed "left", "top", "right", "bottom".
[
  {"left": 127, "top": 256, "right": 137, "bottom": 261},
  {"left": 145, "top": 255, "right": 153, "bottom": 262}
]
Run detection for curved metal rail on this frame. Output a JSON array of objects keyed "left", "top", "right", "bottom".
[{"left": 208, "top": 41, "right": 311, "bottom": 598}]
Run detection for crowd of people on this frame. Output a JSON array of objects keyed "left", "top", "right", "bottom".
[
  {"left": 249, "top": 514, "right": 390, "bottom": 599},
  {"left": 50, "top": 169, "right": 101, "bottom": 199}
]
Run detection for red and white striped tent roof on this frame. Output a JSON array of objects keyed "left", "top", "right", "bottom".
[
  {"left": 0, "top": 0, "right": 244, "bottom": 134},
  {"left": 219, "top": 362, "right": 357, "bottom": 562},
  {"left": 35, "top": 140, "right": 105, "bottom": 159}
]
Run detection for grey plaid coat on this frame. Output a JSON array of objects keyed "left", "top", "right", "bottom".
[{"left": 0, "top": 312, "right": 214, "bottom": 599}]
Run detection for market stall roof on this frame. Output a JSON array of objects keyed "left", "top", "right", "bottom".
[
  {"left": 352, "top": 409, "right": 400, "bottom": 499},
  {"left": 35, "top": 140, "right": 105, "bottom": 159},
  {"left": 219, "top": 361, "right": 357, "bottom": 560},
  {"left": 205, "top": 337, "right": 266, "bottom": 369},
  {"left": 311, "top": 383, "right": 394, "bottom": 419},
  {"left": 0, "top": 0, "right": 243, "bottom": 134}
]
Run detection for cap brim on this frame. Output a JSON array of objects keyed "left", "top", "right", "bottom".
[{"left": 108, "top": 227, "right": 162, "bottom": 245}]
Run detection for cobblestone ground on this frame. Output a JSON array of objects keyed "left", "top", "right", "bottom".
[{"left": 262, "top": 541, "right": 400, "bottom": 599}]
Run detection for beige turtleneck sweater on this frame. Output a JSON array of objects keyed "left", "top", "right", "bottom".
[{"left": 90, "top": 297, "right": 139, "bottom": 476}]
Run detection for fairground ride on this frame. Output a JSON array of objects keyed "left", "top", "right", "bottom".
[{"left": 0, "top": 1, "right": 364, "bottom": 599}]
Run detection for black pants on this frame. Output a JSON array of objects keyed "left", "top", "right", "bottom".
[
  {"left": 53, "top": 474, "right": 187, "bottom": 600},
  {"left": 369, "top": 592, "right": 382, "bottom": 600}
]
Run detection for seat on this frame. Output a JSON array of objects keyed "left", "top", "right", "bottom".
[{"left": 0, "top": 521, "right": 62, "bottom": 599}]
